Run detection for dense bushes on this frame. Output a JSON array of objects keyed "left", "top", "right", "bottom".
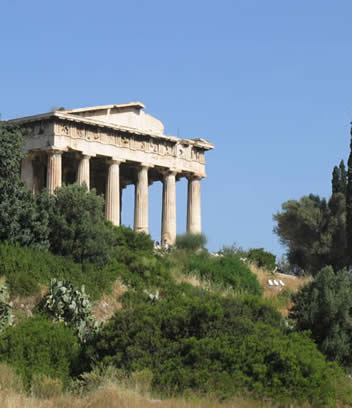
[
  {"left": 44, "top": 184, "right": 117, "bottom": 266},
  {"left": 290, "top": 266, "right": 352, "bottom": 367},
  {"left": 0, "top": 122, "right": 49, "bottom": 249},
  {"left": 246, "top": 248, "right": 276, "bottom": 271},
  {"left": 186, "top": 253, "right": 263, "bottom": 295},
  {"left": 86, "top": 287, "right": 343, "bottom": 405},
  {"left": 0, "top": 278, "right": 13, "bottom": 332},
  {"left": 0, "top": 242, "right": 117, "bottom": 300},
  {"left": 175, "top": 233, "right": 207, "bottom": 251},
  {"left": 0, "top": 316, "right": 80, "bottom": 389}
]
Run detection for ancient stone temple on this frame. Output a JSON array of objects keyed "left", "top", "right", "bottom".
[{"left": 11, "top": 103, "right": 214, "bottom": 245}]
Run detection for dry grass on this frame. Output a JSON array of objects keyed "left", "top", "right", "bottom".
[
  {"left": 11, "top": 285, "right": 48, "bottom": 324},
  {"left": 248, "top": 263, "right": 312, "bottom": 317},
  {"left": 174, "top": 273, "right": 209, "bottom": 289},
  {"left": 0, "top": 382, "right": 308, "bottom": 408},
  {"left": 92, "top": 280, "right": 127, "bottom": 323},
  {"left": 248, "top": 263, "right": 310, "bottom": 298}
]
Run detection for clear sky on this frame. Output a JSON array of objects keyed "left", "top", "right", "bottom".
[{"left": 1, "top": 0, "right": 352, "bottom": 258}]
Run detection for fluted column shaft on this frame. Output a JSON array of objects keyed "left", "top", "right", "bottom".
[
  {"left": 47, "top": 150, "right": 63, "bottom": 194},
  {"left": 134, "top": 166, "right": 149, "bottom": 234},
  {"left": 161, "top": 171, "right": 176, "bottom": 246},
  {"left": 187, "top": 176, "right": 202, "bottom": 234},
  {"left": 105, "top": 160, "right": 121, "bottom": 226},
  {"left": 77, "top": 155, "right": 90, "bottom": 190}
]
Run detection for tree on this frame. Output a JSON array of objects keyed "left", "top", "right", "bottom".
[
  {"left": 347, "top": 126, "right": 352, "bottom": 262},
  {"left": 273, "top": 191, "right": 350, "bottom": 274},
  {"left": 46, "top": 183, "right": 117, "bottom": 265},
  {"left": 289, "top": 266, "right": 352, "bottom": 366},
  {"left": 246, "top": 248, "right": 276, "bottom": 271},
  {"left": 0, "top": 121, "right": 49, "bottom": 248},
  {"left": 273, "top": 195, "right": 330, "bottom": 274},
  {"left": 331, "top": 160, "right": 347, "bottom": 195}
]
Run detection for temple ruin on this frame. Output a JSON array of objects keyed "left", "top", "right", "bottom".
[{"left": 11, "top": 102, "right": 214, "bottom": 245}]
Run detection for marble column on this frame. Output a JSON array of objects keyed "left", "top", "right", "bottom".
[
  {"left": 161, "top": 170, "right": 177, "bottom": 246},
  {"left": 21, "top": 155, "right": 35, "bottom": 194},
  {"left": 77, "top": 155, "right": 90, "bottom": 190},
  {"left": 47, "top": 150, "right": 63, "bottom": 194},
  {"left": 105, "top": 160, "right": 121, "bottom": 226},
  {"left": 134, "top": 165, "right": 149, "bottom": 234},
  {"left": 187, "top": 175, "right": 202, "bottom": 234}
]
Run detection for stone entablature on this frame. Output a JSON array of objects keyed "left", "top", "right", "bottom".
[{"left": 10, "top": 103, "right": 214, "bottom": 245}]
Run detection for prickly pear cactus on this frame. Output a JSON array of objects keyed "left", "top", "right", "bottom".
[
  {"left": 0, "top": 277, "right": 13, "bottom": 332},
  {"left": 39, "top": 279, "right": 98, "bottom": 342}
]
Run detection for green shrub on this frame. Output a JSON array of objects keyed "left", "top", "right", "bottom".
[
  {"left": 175, "top": 233, "right": 207, "bottom": 251},
  {"left": 0, "top": 316, "right": 80, "bottom": 389},
  {"left": 290, "top": 266, "right": 352, "bottom": 366},
  {"left": 38, "top": 279, "right": 98, "bottom": 342},
  {"left": 86, "top": 288, "right": 344, "bottom": 405},
  {"left": 45, "top": 184, "right": 117, "bottom": 266},
  {"left": 0, "top": 277, "right": 13, "bottom": 332},
  {"left": 103, "top": 254, "right": 173, "bottom": 290},
  {"left": 186, "top": 253, "right": 263, "bottom": 296},
  {"left": 247, "top": 248, "right": 276, "bottom": 271},
  {"left": 0, "top": 242, "right": 115, "bottom": 300}
]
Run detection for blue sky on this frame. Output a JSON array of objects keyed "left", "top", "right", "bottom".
[{"left": 1, "top": 0, "right": 352, "bottom": 257}]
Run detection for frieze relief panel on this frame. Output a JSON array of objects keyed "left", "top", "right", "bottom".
[
  {"left": 131, "top": 135, "right": 147, "bottom": 152},
  {"left": 54, "top": 120, "right": 205, "bottom": 165}
]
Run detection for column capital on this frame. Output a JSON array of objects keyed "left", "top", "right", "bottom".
[
  {"left": 47, "top": 148, "right": 65, "bottom": 156},
  {"left": 160, "top": 168, "right": 178, "bottom": 178},
  {"left": 186, "top": 173, "right": 203, "bottom": 181},
  {"left": 139, "top": 162, "right": 154, "bottom": 169},
  {"left": 109, "top": 158, "right": 125, "bottom": 165}
]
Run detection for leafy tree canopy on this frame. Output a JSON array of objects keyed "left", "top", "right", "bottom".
[
  {"left": 0, "top": 121, "right": 49, "bottom": 248},
  {"left": 273, "top": 193, "right": 347, "bottom": 274},
  {"left": 45, "top": 183, "right": 117, "bottom": 265},
  {"left": 290, "top": 266, "right": 352, "bottom": 366}
]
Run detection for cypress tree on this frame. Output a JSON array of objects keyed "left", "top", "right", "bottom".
[
  {"left": 332, "top": 160, "right": 347, "bottom": 195},
  {"left": 339, "top": 160, "right": 347, "bottom": 195},
  {"left": 332, "top": 165, "right": 340, "bottom": 195},
  {"left": 346, "top": 125, "right": 352, "bottom": 261}
]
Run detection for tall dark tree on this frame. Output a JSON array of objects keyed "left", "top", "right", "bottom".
[
  {"left": 0, "top": 122, "right": 49, "bottom": 248},
  {"left": 346, "top": 125, "right": 352, "bottom": 262},
  {"left": 332, "top": 160, "right": 347, "bottom": 195},
  {"left": 339, "top": 160, "right": 347, "bottom": 195},
  {"left": 332, "top": 165, "right": 340, "bottom": 195},
  {"left": 290, "top": 266, "right": 352, "bottom": 366}
]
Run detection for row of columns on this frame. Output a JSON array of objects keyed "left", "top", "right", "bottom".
[{"left": 44, "top": 150, "right": 202, "bottom": 245}]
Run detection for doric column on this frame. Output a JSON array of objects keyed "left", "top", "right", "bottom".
[
  {"left": 105, "top": 160, "right": 121, "bottom": 226},
  {"left": 21, "top": 154, "right": 35, "bottom": 194},
  {"left": 77, "top": 155, "right": 90, "bottom": 190},
  {"left": 187, "top": 175, "right": 202, "bottom": 234},
  {"left": 47, "top": 150, "right": 63, "bottom": 194},
  {"left": 161, "top": 170, "right": 177, "bottom": 246},
  {"left": 134, "top": 165, "right": 149, "bottom": 234}
]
